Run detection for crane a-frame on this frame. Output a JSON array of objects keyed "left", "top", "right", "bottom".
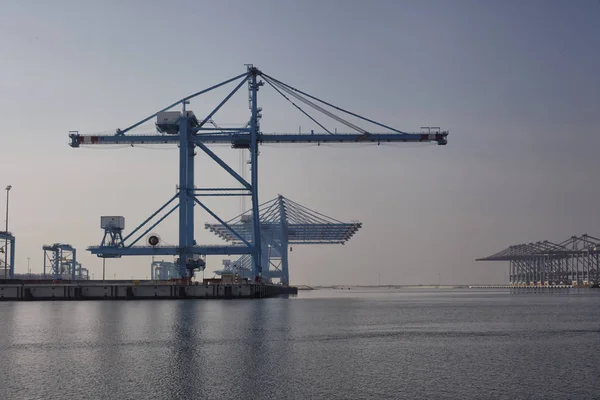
[{"left": 69, "top": 65, "right": 448, "bottom": 282}]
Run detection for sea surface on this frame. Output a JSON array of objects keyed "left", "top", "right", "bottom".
[{"left": 0, "top": 288, "right": 598, "bottom": 399}]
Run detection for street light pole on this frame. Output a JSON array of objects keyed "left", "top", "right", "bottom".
[
  {"left": 27, "top": 257, "right": 30, "bottom": 276},
  {"left": 4, "top": 185, "right": 11, "bottom": 280}
]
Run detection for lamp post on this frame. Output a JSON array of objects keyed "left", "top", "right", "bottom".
[
  {"left": 27, "top": 257, "right": 30, "bottom": 277},
  {"left": 4, "top": 185, "right": 11, "bottom": 279}
]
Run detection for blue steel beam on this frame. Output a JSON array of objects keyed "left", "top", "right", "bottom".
[
  {"left": 206, "top": 223, "right": 361, "bottom": 244},
  {"left": 113, "top": 193, "right": 176, "bottom": 243},
  {"left": 193, "top": 198, "right": 252, "bottom": 248},
  {"left": 70, "top": 132, "right": 448, "bottom": 147},
  {"left": 278, "top": 195, "right": 290, "bottom": 285},
  {"left": 89, "top": 245, "right": 250, "bottom": 257},
  {"left": 195, "top": 142, "right": 252, "bottom": 190},
  {"left": 249, "top": 67, "right": 262, "bottom": 279},
  {"left": 116, "top": 72, "right": 248, "bottom": 136},
  {"left": 197, "top": 76, "right": 249, "bottom": 129},
  {"left": 179, "top": 112, "right": 191, "bottom": 277},
  {"left": 127, "top": 203, "right": 179, "bottom": 247}
]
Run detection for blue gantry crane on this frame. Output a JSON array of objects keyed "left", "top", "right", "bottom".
[
  {"left": 68, "top": 65, "right": 448, "bottom": 282},
  {"left": 0, "top": 231, "right": 15, "bottom": 279},
  {"left": 75, "top": 263, "right": 90, "bottom": 280},
  {"left": 62, "top": 261, "right": 89, "bottom": 280},
  {"left": 207, "top": 195, "right": 361, "bottom": 285},
  {"left": 43, "top": 243, "right": 78, "bottom": 280}
]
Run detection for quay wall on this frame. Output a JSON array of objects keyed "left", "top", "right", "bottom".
[{"left": 0, "top": 283, "right": 297, "bottom": 301}]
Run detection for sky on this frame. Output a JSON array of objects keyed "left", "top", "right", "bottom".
[{"left": 1, "top": 0, "right": 599, "bottom": 285}]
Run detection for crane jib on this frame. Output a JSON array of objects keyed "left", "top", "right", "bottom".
[{"left": 70, "top": 132, "right": 448, "bottom": 147}]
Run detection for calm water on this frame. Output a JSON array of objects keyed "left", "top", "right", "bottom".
[{"left": 0, "top": 289, "right": 598, "bottom": 399}]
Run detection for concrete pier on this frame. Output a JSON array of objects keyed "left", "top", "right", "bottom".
[{"left": 0, "top": 282, "right": 297, "bottom": 301}]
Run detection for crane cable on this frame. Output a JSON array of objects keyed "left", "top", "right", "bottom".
[
  {"left": 262, "top": 72, "right": 408, "bottom": 135},
  {"left": 272, "top": 80, "right": 367, "bottom": 134},
  {"left": 265, "top": 77, "right": 368, "bottom": 134},
  {"left": 262, "top": 76, "right": 333, "bottom": 134}
]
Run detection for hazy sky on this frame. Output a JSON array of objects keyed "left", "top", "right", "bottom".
[{"left": 1, "top": 0, "right": 599, "bottom": 285}]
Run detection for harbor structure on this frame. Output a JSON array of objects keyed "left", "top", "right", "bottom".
[
  {"left": 477, "top": 234, "right": 600, "bottom": 287},
  {"left": 0, "top": 231, "right": 15, "bottom": 279},
  {"left": 150, "top": 260, "right": 198, "bottom": 281},
  {"left": 68, "top": 64, "right": 447, "bottom": 283},
  {"left": 42, "top": 243, "right": 87, "bottom": 280},
  {"left": 208, "top": 194, "right": 361, "bottom": 284}
]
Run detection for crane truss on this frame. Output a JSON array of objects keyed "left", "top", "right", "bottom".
[
  {"left": 69, "top": 65, "right": 448, "bottom": 282},
  {"left": 477, "top": 234, "right": 600, "bottom": 286},
  {"left": 208, "top": 195, "right": 362, "bottom": 284}
]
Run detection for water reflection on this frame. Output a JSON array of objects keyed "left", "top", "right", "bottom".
[{"left": 0, "top": 290, "right": 598, "bottom": 399}]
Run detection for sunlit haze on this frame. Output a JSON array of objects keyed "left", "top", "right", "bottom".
[{"left": 1, "top": 0, "right": 599, "bottom": 285}]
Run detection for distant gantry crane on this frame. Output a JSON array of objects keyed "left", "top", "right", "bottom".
[
  {"left": 151, "top": 260, "right": 178, "bottom": 280},
  {"left": 477, "top": 234, "right": 600, "bottom": 287},
  {"left": 151, "top": 259, "right": 205, "bottom": 280},
  {"left": 68, "top": 65, "right": 448, "bottom": 283},
  {"left": 42, "top": 243, "right": 87, "bottom": 280},
  {"left": 208, "top": 195, "right": 361, "bottom": 285},
  {"left": 0, "top": 231, "right": 15, "bottom": 279}
]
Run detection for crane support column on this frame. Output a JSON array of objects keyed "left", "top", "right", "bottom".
[
  {"left": 278, "top": 195, "right": 290, "bottom": 285},
  {"left": 187, "top": 124, "right": 195, "bottom": 251},
  {"left": 178, "top": 114, "right": 189, "bottom": 277},
  {"left": 9, "top": 236, "right": 15, "bottom": 279},
  {"left": 71, "top": 248, "right": 77, "bottom": 281},
  {"left": 186, "top": 109, "right": 196, "bottom": 277},
  {"left": 249, "top": 67, "right": 262, "bottom": 281},
  {"left": 54, "top": 248, "right": 60, "bottom": 280}
]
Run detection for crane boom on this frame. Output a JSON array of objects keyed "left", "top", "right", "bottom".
[{"left": 69, "top": 131, "right": 447, "bottom": 147}]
